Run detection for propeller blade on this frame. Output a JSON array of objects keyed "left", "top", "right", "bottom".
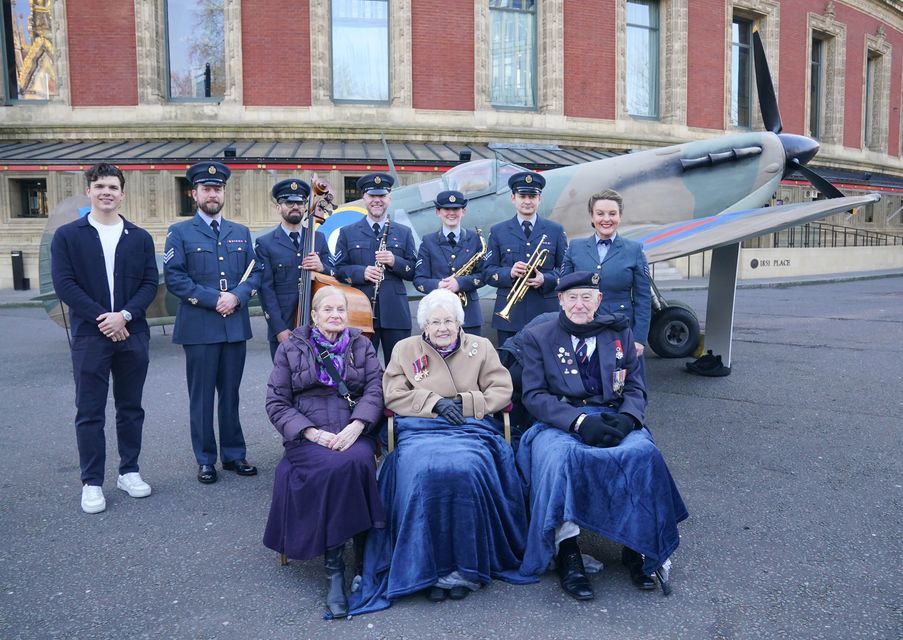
[
  {"left": 789, "top": 160, "right": 845, "bottom": 199},
  {"left": 752, "top": 27, "right": 782, "bottom": 134}
]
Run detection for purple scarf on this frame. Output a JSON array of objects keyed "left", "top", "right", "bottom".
[
  {"left": 424, "top": 333, "right": 460, "bottom": 359},
  {"left": 310, "top": 326, "right": 351, "bottom": 386}
]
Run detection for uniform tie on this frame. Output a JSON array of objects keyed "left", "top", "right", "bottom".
[
  {"left": 289, "top": 231, "right": 300, "bottom": 251},
  {"left": 210, "top": 219, "right": 220, "bottom": 236},
  {"left": 372, "top": 222, "right": 381, "bottom": 236},
  {"left": 576, "top": 338, "right": 589, "bottom": 364},
  {"left": 598, "top": 238, "right": 611, "bottom": 247},
  {"left": 447, "top": 232, "right": 457, "bottom": 247},
  {"left": 522, "top": 220, "right": 532, "bottom": 238}
]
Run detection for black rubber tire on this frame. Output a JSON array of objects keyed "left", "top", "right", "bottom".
[{"left": 648, "top": 306, "right": 700, "bottom": 358}]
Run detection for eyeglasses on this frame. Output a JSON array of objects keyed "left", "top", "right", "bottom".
[{"left": 427, "top": 319, "right": 457, "bottom": 329}]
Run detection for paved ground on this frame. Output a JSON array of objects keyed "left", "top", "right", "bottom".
[{"left": 1, "top": 276, "right": 902, "bottom": 640}]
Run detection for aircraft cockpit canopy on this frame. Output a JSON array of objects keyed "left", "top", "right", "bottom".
[{"left": 415, "top": 159, "right": 528, "bottom": 207}]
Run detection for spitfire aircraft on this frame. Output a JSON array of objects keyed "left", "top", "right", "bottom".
[{"left": 38, "top": 29, "right": 878, "bottom": 367}]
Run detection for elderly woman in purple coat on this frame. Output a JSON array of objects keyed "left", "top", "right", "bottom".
[{"left": 263, "top": 286, "right": 386, "bottom": 619}]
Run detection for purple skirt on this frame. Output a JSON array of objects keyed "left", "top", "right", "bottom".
[{"left": 263, "top": 435, "right": 386, "bottom": 561}]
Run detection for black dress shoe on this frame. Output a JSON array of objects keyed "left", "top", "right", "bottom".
[
  {"left": 556, "top": 539, "right": 594, "bottom": 601},
  {"left": 622, "top": 546, "right": 657, "bottom": 590},
  {"left": 222, "top": 459, "right": 257, "bottom": 476},
  {"left": 448, "top": 586, "right": 469, "bottom": 600},
  {"left": 197, "top": 464, "right": 217, "bottom": 484},
  {"left": 426, "top": 587, "right": 447, "bottom": 602}
]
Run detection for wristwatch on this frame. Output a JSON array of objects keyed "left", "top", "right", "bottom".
[{"left": 120, "top": 309, "right": 133, "bottom": 322}]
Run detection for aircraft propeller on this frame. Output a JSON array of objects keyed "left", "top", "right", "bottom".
[{"left": 752, "top": 27, "right": 844, "bottom": 199}]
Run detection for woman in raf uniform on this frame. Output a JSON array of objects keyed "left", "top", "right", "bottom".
[
  {"left": 263, "top": 286, "right": 386, "bottom": 619},
  {"left": 349, "top": 289, "right": 534, "bottom": 615}
]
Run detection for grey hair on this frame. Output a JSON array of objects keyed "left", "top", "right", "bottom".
[
  {"left": 416, "top": 289, "right": 464, "bottom": 330},
  {"left": 311, "top": 285, "right": 348, "bottom": 311}
]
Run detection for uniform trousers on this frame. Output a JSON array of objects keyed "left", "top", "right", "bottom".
[
  {"left": 183, "top": 341, "right": 248, "bottom": 465},
  {"left": 71, "top": 333, "right": 150, "bottom": 485},
  {"left": 496, "top": 330, "right": 516, "bottom": 348},
  {"left": 369, "top": 328, "right": 409, "bottom": 367}
]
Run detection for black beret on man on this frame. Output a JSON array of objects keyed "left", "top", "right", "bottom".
[
  {"left": 187, "top": 161, "right": 231, "bottom": 186},
  {"left": 356, "top": 172, "right": 394, "bottom": 195},
  {"left": 555, "top": 270, "right": 601, "bottom": 292},
  {"left": 434, "top": 190, "right": 467, "bottom": 209},
  {"left": 508, "top": 170, "right": 546, "bottom": 194},
  {"left": 271, "top": 178, "right": 311, "bottom": 202}
]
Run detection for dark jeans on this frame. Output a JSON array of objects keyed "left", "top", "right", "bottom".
[{"left": 71, "top": 332, "right": 150, "bottom": 485}]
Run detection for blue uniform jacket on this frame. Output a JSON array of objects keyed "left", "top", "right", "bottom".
[
  {"left": 254, "top": 225, "right": 332, "bottom": 341},
  {"left": 520, "top": 316, "right": 645, "bottom": 430},
  {"left": 163, "top": 214, "right": 263, "bottom": 345},
  {"left": 560, "top": 234, "right": 652, "bottom": 344},
  {"left": 332, "top": 217, "right": 416, "bottom": 330},
  {"left": 483, "top": 216, "right": 567, "bottom": 332},
  {"left": 51, "top": 215, "right": 159, "bottom": 337},
  {"left": 413, "top": 228, "right": 486, "bottom": 329}
]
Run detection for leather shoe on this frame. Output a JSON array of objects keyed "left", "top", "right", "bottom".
[
  {"left": 222, "top": 459, "right": 257, "bottom": 476},
  {"left": 197, "top": 464, "right": 217, "bottom": 484},
  {"left": 426, "top": 587, "right": 447, "bottom": 602},
  {"left": 448, "top": 586, "right": 469, "bottom": 600},
  {"left": 556, "top": 544, "right": 594, "bottom": 601},
  {"left": 622, "top": 546, "right": 656, "bottom": 590}
]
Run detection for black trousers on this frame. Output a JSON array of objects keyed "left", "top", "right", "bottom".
[
  {"left": 71, "top": 333, "right": 150, "bottom": 485},
  {"left": 369, "top": 328, "right": 410, "bottom": 366}
]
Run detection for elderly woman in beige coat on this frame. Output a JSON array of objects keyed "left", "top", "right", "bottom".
[{"left": 348, "top": 289, "right": 534, "bottom": 616}]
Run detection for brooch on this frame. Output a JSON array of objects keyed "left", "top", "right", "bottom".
[{"left": 467, "top": 342, "right": 478, "bottom": 357}]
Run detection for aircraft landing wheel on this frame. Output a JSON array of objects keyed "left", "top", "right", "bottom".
[{"left": 648, "top": 306, "right": 700, "bottom": 358}]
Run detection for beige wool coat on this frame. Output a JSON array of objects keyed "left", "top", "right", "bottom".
[{"left": 383, "top": 330, "right": 513, "bottom": 419}]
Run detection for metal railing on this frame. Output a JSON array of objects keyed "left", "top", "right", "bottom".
[{"left": 745, "top": 222, "right": 903, "bottom": 249}]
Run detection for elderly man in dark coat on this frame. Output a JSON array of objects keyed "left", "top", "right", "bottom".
[
  {"left": 264, "top": 286, "right": 386, "bottom": 619},
  {"left": 516, "top": 271, "right": 688, "bottom": 601}
]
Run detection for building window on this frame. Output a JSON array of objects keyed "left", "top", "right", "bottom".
[
  {"left": 343, "top": 176, "right": 362, "bottom": 203},
  {"left": 626, "top": 0, "right": 659, "bottom": 118},
  {"left": 730, "top": 17, "right": 752, "bottom": 128},
  {"left": 10, "top": 178, "right": 48, "bottom": 218},
  {"left": 1, "top": 0, "right": 56, "bottom": 101},
  {"left": 331, "top": 0, "right": 389, "bottom": 102},
  {"left": 489, "top": 0, "right": 536, "bottom": 109},
  {"left": 809, "top": 37, "right": 823, "bottom": 139},
  {"left": 864, "top": 51, "right": 878, "bottom": 148},
  {"left": 177, "top": 178, "right": 195, "bottom": 216},
  {"left": 165, "top": 0, "right": 225, "bottom": 100}
]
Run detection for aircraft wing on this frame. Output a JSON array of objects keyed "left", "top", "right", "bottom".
[{"left": 633, "top": 194, "right": 881, "bottom": 263}]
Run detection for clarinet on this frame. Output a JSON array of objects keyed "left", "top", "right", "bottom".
[{"left": 371, "top": 218, "right": 392, "bottom": 307}]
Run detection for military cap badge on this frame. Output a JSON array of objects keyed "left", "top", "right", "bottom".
[
  {"left": 449, "top": 195, "right": 456, "bottom": 203},
  {"left": 207, "top": 165, "right": 216, "bottom": 175},
  {"left": 591, "top": 273, "right": 600, "bottom": 285},
  {"left": 374, "top": 176, "right": 382, "bottom": 184},
  {"left": 525, "top": 175, "right": 533, "bottom": 183},
  {"left": 290, "top": 182, "right": 298, "bottom": 191}
]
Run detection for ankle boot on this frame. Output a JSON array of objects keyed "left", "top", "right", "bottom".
[{"left": 324, "top": 544, "right": 348, "bottom": 618}]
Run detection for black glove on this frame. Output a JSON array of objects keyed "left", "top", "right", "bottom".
[
  {"left": 577, "top": 414, "right": 622, "bottom": 447},
  {"left": 433, "top": 398, "right": 465, "bottom": 425},
  {"left": 601, "top": 413, "right": 639, "bottom": 440}
]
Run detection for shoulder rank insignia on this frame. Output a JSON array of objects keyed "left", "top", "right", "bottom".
[{"left": 189, "top": 297, "right": 198, "bottom": 305}]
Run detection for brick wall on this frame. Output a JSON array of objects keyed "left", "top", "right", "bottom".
[
  {"left": 66, "top": 0, "right": 138, "bottom": 106},
  {"left": 686, "top": 0, "right": 725, "bottom": 130},
  {"left": 563, "top": 2, "right": 615, "bottom": 120},
  {"left": 242, "top": 0, "right": 311, "bottom": 106},
  {"left": 411, "top": 0, "right": 473, "bottom": 110}
]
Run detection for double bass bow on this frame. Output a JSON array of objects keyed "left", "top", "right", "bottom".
[{"left": 294, "top": 176, "right": 374, "bottom": 334}]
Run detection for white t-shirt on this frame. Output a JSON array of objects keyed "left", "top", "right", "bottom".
[{"left": 88, "top": 214, "right": 123, "bottom": 310}]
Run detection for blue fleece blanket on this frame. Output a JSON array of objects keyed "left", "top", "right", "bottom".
[
  {"left": 516, "top": 411, "right": 688, "bottom": 577},
  {"left": 349, "top": 417, "right": 536, "bottom": 616}
]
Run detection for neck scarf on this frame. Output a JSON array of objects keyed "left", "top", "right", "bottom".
[
  {"left": 424, "top": 333, "right": 460, "bottom": 359},
  {"left": 558, "top": 310, "right": 628, "bottom": 338},
  {"left": 310, "top": 326, "right": 351, "bottom": 386}
]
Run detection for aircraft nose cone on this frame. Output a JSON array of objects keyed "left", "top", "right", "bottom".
[{"left": 780, "top": 133, "right": 819, "bottom": 167}]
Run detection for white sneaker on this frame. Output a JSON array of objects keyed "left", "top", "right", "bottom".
[
  {"left": 81, "top": 485, "right": 106, "bottom": 514},
  {"left": 117, "top": 472, "right": 152, "bottom": 498}
]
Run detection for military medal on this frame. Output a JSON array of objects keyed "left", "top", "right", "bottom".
[
  {"left": 413, "top": 355, "right": 429, "bottom": 381},
  {"left": 612, "top": 368, "right": 626, "bottom": 395},
  {"left": 614, "top": 339, "right": 624, "bottom": 361}
]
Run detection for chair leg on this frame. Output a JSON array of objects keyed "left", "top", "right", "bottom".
[
  {"left": 503, "top": 412, "right": 511, "bottom": 444},
  {"left": 279, "top": 553, "right": 288, "bottom": 566},
  {"left": 387, "top": 415, "right": 395, "bottom": 453}
]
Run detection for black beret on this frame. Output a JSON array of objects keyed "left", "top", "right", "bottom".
[{"left": 555, "top": 271, "right": 601, "bottom": 292}]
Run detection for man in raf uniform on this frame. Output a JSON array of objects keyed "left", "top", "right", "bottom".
[
  {"left": 163, "top": 161, "right": 263, "bottom": 484},
  {"left": 333, "top": 172, "right": 416, "bottom": 364},
  {"left": 51, "top": 163, "right": 159, "bottom": 514},
  {"left": 255, "top": 177, "right": 332, "bottom": 360},
  {"left": 413, "top": 190, "right": 486, "bottom": 335},
  {"left": 484, "top": 171, "right": 567, "bottom": 346}
]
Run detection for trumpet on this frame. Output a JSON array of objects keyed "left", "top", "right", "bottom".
[
  {"left": 371, "top": 218, "right": 392, "bottom": 306},
  {"left": 495, "top": 234, "right": 549, "bottom": 322},
  {"left": 451, "top": 228, "right": 487, "bottom": 308}
]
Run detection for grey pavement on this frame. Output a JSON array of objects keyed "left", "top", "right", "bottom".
[{"left": 1, "top": 276, "right": 902, "bottom": 639}]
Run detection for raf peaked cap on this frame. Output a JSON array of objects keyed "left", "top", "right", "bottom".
[
  {"left": 357, "top": 172, "right": 394, "bottom": 195},
  {"left": 508, "top": 170, "right": 546, "bottom": 194},
  {"left": 556, "top": 270, "right": 601, "bottom": 292},
  {"left": 272, "top": 178, "right": 311, "bottom": 202},
  {"left": 187, "top": 161, "right": 231, "bottom": 186},
  {"left": 434, "top": 190, "right": 467, "bottom": 209}
]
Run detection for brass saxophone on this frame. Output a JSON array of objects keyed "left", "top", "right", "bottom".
[
  {"left": 371, "top": 218, "right": 392, "bottom": 307},
  {"left": 450, "top": 228, "right": 487, "bottom": 308}
]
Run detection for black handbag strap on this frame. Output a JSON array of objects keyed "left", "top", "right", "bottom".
[{"left": 315, "top": 347, "right": 357, "bottom": 409}]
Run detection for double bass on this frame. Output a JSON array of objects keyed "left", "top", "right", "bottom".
[{"left": 294, "top": 177, "right": 374, "bottom": 333}]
